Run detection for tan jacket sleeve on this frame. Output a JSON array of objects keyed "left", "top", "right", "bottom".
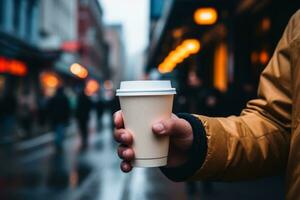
[{"left": 191, "top": 10, "right": 300, "bottom": 181}]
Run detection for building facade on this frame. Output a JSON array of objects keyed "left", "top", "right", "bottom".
[
  {"left": 78, "top": 0, "right": 109, "bottom": 80},
  {"left": 104, "top": 25, "right": 125, "bottom": 86},
  {"left": 0, "top": 0, "right": 61, "bottom": 97},
  {"left": 39, "top": 0, "right": 78, "bottom": 49},
  {"left": 0, "top": 0, "right": 61, "bottom": 140}
]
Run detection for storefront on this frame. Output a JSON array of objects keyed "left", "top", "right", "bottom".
[
  {"left": 0, "top": 31, "right": 60, "bottom": 141},
  {"left": 146, "top": 0, "right": 299, "bottom": 116}
]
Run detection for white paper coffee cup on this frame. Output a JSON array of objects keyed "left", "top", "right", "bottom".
[{"left": 116, "top": 80, "right": 176, "bottom": 167}]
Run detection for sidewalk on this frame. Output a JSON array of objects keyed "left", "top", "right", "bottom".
[
  {"left": 14, "top": 121, "right": 77, "bottom": 153},
  {"left": 0, "top": 120, "right": 78, "bottom": 159},
  {"left": 0, "top": 113, "right": 286, "bottom": 200},
  {"left": 0, "top": 113, "right": 103, "bottom": 200}
]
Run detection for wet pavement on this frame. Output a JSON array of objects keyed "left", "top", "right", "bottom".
[{"left": 0, "top": 113, "right": 285, "bottom": 200}]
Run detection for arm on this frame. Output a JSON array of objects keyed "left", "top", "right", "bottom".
[
  {"left": 113, "top": 10, "right": 299, "bottom": 180},
  {"left": 163, "top": 10, "right": 299, "bottom": 182}
]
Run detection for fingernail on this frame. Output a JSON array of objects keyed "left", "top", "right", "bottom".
[
  {"left": 153, "top": 123, "right": 165, "bottom": 133},
  {"left": 123, "top": 164, "right": 129, "bottom": 171},
  {"left": 121, "top": 134, "right": 127, "bottom": 141}
]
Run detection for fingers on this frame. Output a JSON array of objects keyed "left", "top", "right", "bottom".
[
  {"left": 152, "top": 115, "right": 191, "bottom": 139},
  {"left": 117, "top": 145, "right": 135, "bottom": 161},
  {"left": 113, "top": 110, "right": 124, "bottom": 129},
  {"left": 120, "top": 161, "right": 133, "bottom": 173},
  {"left": 114, "top": 129, "right": 133, "bottom": 146},
  {"left": 113, "top": 120, "right": 134, "bottom": 173},
  {"left": 117, "top": 144, "right": 134, "bottom": 173},
  {"left": 117, "top": 145, "right": 134, "bottom": 173},
  {"left": 152, "top": 116, "right": 178, "bottom": 136}
]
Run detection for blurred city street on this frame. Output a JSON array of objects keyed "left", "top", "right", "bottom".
[
  {"left": 0, "top": 113, "right": 186, "bottom": 200},
  {"left": 0, "top": 113, "right": 285, "bottom": 200},
  {"left": 0, "top": 0, "right": 298, "bottom": 199}
]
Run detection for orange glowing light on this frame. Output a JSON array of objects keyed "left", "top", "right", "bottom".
[
  {"left": 158, "top": 64, "right": 170, "bottom": 73},
  {"left": 70, "top": 63, "right": 81, "bottom": 74},
  {"left": 182, "top": 39, "right": 201, "bottom": 54},
  {"left": 85, "top": 79, "right": 100, "bottom": 96},
  {"left": 176, "top": 46, "right": 190, "bottom": 59},
  {"left": 172, "top": 29, "right": 184, "bottom": 38},
  {"left": 70, "top": 63, "right": 88, "bottom": 79},
  {"left": 194, "top": 8, "right": 218, "bottom": 25},
  {"left": 45, "top": 76, "right": 59, "bottom": 88},
  {"left": 9, "top": 60, "right": 27, "bottom": 76},
  {"left": 261, "top": 17, "right": 271, "bottom": 32},
  {"left": 166, "top": 51, "right": 183, "bottom": 64},
  {"left": 40, "top": 72, "right": 60, "bottom": 89},
  {"left": 0, "top": 57, "right": 6, "bottom": 72},
  {"left": 0, "top": 57, "right": 27, "bottom": 76},
  {"left": 158, "top": 62, "right": 176, "bottom": 74},
  {"left": 169, "top": 47, "right": 189, "bottom": 63},
  {"left": 79, "top": 70, "right": 88, "bottom": 79},
  {"left": 214, "top": 43, "right": 228, "bottom": 92},
  {"left": 259, "top": 50, "right": 269, "bottom": 65},
  {"left": 158, "top": 39, "right": 201, "bottom": 74}
]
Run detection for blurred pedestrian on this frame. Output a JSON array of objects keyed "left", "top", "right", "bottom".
[
  {"left": 96, "top": 97, "right": 105, "bottom": 132},
  {"left": 75, "top": 90, "right": 92, "bottom": 151},
  {"left": 37, "top": 92, "right": 49, "bottom": 131},
  {"left": 19, "top": 89, "right": 35, "bottom": 139},
  {"left": 48, "top": 87, "right": 71, "bottom": 151},
  {"left": 113, "top": 10, "right": 300, "bottom": 200}
]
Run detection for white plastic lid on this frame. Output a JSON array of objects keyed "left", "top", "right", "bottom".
[{"left": 116, "top": 80, "right": 176, "bottom": 96}]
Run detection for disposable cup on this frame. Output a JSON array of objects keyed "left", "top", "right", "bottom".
[{"left": 116, "top": 80, "right": 176, "bottom": 167}]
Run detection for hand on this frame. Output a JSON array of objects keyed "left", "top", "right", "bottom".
[{"left": 113, "top": 110, "right": 194, "bottom": 173}]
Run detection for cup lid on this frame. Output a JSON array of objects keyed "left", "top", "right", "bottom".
[{"left": 116, "top": 80, "right": 176, "bottom": 96}]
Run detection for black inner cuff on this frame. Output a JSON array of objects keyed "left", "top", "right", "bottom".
[{"left": 160, "top": 113, "right": 207, "bottom": 182}]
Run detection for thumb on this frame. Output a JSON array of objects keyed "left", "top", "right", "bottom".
[{"left": 152, "top": 115, "right": 192, "bottom": 139}]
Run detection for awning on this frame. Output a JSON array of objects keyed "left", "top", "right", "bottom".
[{"left": 0, "top": 31, "right": 61, "bottom": 66}]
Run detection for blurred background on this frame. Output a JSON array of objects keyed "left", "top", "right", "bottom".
[{"left": 0, "top": 0, "right": 299, "bottom": 199}]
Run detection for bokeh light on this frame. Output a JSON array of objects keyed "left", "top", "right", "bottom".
[
  {"left": 70, "top": 63, "right": 89, "bottom": 79},
  {"left": 85, "top": 79, "right": 100, "bottom": 96},
  {"left": 259, "top": 50, "right": 270, "bottom": 65},
  {"left": 194, "top": 7, "right": 218, "bottom": 25},
  {"left": 182, "top": 39, "right": 201, "bottom": 54},
  {"left": 40, "top": 72, "right": 61, "bottom": 97},
  {"left": 158, "top": 39, "right": 201, "bottom": 74},
  {"left": 0, "top": 57, "right": 27, "bottom": 76},
  {"left": 40, "top": 72, "right": 60, "bottom": 89}
]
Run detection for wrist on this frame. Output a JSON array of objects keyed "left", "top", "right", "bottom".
[
  {"left": 160, "top": 113, "right": 208, "bottom": 181},
  {"left": 179, "top": 118, "right": 194, "bottom": 151},
  {"left": 166, "top": 118, "right": 194, "bottom": 167}
]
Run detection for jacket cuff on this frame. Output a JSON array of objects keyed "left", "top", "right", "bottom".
[{"left": 160, "top": 113, "right": 207, "bottom": 182}]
